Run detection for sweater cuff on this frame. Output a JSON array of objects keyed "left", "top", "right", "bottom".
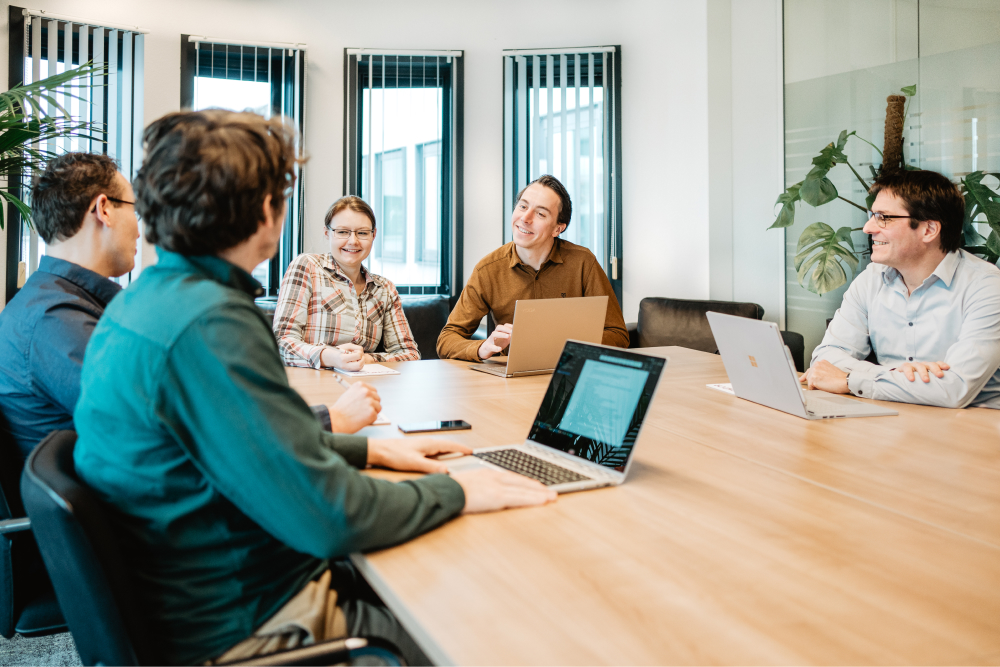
[
  {"left": 424, "top": 473, "right": 466, "bottom": 514},
  {"left": 322, "top": 432, "right": 369, "bottom": 469}
]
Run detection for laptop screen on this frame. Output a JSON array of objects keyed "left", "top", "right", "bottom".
[{"left": 527, "top": 342, "right": 665, "bottom": 472}]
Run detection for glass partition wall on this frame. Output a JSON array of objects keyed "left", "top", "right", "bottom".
[{"left": 783, "top": 0, "right": 1000, "bottom": 359}]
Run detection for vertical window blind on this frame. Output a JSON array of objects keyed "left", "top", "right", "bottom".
[
  {"left": 8, "top": 8, "right": 146, "bottom": 297},
  {"left": 502, "top": 46, "right": 622, "bottom": 299},
  {"left": 181, "top": 36, "right": 307, "bottom": 296},
  {"left": 343, "top": 49, "right": 463, "bottom": 296}
]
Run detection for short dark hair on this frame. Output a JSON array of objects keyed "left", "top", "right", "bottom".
[
  {"left": 30, "top": 153, "right": 122, "bottom": 244},
  {"left": 869, "top": 169, "right": 964, "bottom": 253},
  {"left": 516, "top": 174, "right": 572, "bottom": 231},
  {"left": 136, "top": 110, "right": 302, "bottom": 256},
  {"left": 325, "top": 196, "right": 376, "bottom": 230}
]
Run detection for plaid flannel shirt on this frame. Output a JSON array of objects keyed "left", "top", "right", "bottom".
[{"left": 274, "top": 253, "right": 420, "bottom": 368}]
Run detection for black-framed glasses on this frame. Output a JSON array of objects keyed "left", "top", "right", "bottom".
[
  {"left": 107, "top": 196, "right": 141, "bottom": 221},
  {"left": 328, "top": 227, "right": 374, "bottom": 240},
  {"left": 866, "top": 210, "right": 911, "bottom": 228}
]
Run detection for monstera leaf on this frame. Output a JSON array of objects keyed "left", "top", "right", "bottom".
[
  {"left": 799, "top": 130, "right": 856, "bottom": 207},
  {"left": 794, "top": 223, "right": 860, "bottom": 295},
  {"left": 770, "top": 182, "right": 802, "bottom": 229}
]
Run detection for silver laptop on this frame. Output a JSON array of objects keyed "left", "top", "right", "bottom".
[
  {"left": 469, "top": 296, "right": 607, "bottom": 378},
  {"left": 706, "top": 311, "right": 898, "bottom": 419},
  {"left": 451, "top": 341, "right": 666, "bottom": 492}
]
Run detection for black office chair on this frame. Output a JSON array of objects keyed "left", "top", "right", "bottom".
[
  {"left": 0, "top": 433, "right": 66, "bottom": 639},
  {"left": 21, "top": 430, "right": 402, "bottom": 666},
  {"left": 626, "top": 297, "right": 806, "bottom": 372},
  {"left": 397, "top": 294, "right": 451, "bottom": 360}
]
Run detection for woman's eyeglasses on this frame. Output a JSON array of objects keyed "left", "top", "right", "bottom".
[{"left": 328, "top": 228, "right": 374, "bottom": 240}]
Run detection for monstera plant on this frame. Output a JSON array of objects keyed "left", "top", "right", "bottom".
[
  {"left": 769, "top": 84, "right": 1000, "bottom": 295},
  {"left": 0, "top": 62, "right": 102, "bottom": 230}
]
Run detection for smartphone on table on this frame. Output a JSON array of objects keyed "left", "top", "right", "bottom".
[{"left": 398, "top": 420, "right": 472, "bottom": 434}]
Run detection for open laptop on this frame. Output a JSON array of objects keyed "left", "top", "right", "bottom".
[
  {"left": 469, "top": 296, "right": 607, "bottom": 378},
  {"left": 706, "top": 311, "right": 897, "bottom": 419},
  {"left": 449, "top": 341, "right": 666, "bottom": 493}
]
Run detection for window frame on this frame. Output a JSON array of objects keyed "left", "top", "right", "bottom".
[
  {"left": 502, "top": 46, "right": 623, "bottom": 304},
  {"left": 343, "top": 50, "right": 464, "bottom": 298},
  {"left": 180, "top": 36, "right": 307, "bottom": 297},
  {"left": 5, "top": 6, "right": 147, "bottom": 302}
]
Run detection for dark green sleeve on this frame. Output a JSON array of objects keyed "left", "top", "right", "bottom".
[{"left": 157, "top": 301, "right": 465, "bottom": 558}]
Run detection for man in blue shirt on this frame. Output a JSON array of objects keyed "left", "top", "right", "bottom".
[
  {"left": 0, "top": 153, "right": 139, "bottom": 464},
  {"left": 804, "top": 169, "right": 1000, "bottom": 408},
  {"left": 73, "top": 110, "right": 554, "bottom": 665}
]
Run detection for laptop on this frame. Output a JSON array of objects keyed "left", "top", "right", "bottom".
[
  {"left": 706, "top": 311, "right": 898, "bottom": 419},
  {"left": 448, "top": 341, "right": 666, "bottom": 493},
  {"left": 469, "top": 296, "right": 607, "bottom": 378}
]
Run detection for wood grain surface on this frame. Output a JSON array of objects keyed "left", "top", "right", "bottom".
[{"left": 287, "top": 347, "right": 1000, "bottom": 665}]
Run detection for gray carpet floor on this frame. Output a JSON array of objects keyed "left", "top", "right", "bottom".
[{"left": 0, "top": 632, "right": 81, "bottom": 666}]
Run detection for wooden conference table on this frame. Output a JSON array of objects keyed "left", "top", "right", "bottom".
[{"left": 287, "top": 347, "right": 1000, "bottom": 666}]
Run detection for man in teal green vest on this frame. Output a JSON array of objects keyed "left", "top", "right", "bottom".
[{"left": 73, "top": 110, "right": 555, "bottom": 665}]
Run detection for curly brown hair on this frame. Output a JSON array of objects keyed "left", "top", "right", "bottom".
[
  {"left": 31, "top": 153, "right": 123, "bottom": 244},
  {"left": 136, "top": 110, "right": 304, "bottom": 255}
]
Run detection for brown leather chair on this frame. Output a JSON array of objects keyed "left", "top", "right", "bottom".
[{"left": 626, "top": 297, "right": 806, "bottom": 372}]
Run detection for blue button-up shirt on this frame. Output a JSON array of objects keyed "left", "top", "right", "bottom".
[
  {"left": 0, "top": 256, "right": 121, "bottom": 462},
  {"left": 812, "top": 249, "right": 1000, "bottom": 409}
]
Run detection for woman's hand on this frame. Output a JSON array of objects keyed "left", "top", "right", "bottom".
[{"left": 321, "top": 343, "right": 367, "bottom": 371}]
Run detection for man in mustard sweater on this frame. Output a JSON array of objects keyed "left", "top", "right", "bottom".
[{"left": 437, "top": 175, "right": 629, "bottom": 360}]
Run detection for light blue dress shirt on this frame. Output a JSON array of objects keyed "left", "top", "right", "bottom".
[{"left": 812, "top": 249, "right": 1000, "bottom": 409}]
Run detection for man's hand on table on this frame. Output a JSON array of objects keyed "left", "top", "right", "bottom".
[
  {"left": 367, "top": 438, "right": 473, "bottom": 474},
  {"left": 896, "top": 360, "right": 950, "bottom": 383},
  {"left": 799, "top": 360, "right": 850, "bottom": 394},
  {"left": 329, "top": 382, "right": 381, "bottom": 433},
  {"left": 478, "top": 323, "right": 513, "bottom": 360},
  {"left": 452, "top": 468, "right": 557, "bottom": 513}
]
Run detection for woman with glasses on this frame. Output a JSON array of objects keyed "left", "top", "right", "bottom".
[{"left": 274, "top": 196, "right": 420, "bottom": 370}]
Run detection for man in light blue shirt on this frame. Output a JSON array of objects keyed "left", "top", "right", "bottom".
[{"left": 804, "top": 169, "right": 1000, "bottom": 409}]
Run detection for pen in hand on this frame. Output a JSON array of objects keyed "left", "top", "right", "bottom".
[{"left": 331, "top": 372, "right": 352, "bottom": 389}]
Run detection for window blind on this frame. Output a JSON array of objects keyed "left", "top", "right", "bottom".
[
  {"left": 13, "top": 8, "right": 146, "bottom": 291},
  {"left": 502, "top": 46, "right": 622, "bottom": 296},
  {"left": 182, "top": 36, "right": 307, "bottom": 296}
]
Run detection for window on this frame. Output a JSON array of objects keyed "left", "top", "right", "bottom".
[
  {"left": 344, "top": 50, "right": 463, "bottom": 296},
  {"left": 502, "top": 47, "right": 622, "bottom": 302},
  {"left": 180, "top": 36, "right": 306, "bottom": 296},
  {"left": 5, "top": 7, "right": 146, "bottom": 302}
]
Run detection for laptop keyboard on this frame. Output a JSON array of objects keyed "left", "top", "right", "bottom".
[{"left": 474, "top": 449, "right": 591, "bottom": 486}]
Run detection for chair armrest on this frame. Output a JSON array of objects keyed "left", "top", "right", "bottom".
[
  {"left": 626, "top": 322, "right": 639, "bottom": 349},
  {"left": 224, "top": 637, "right": 402, "bottom": 667},
  {"left": 0, "top": 517, "right": 31, "bottom": 535}
]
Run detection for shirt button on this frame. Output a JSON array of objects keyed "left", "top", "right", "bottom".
[
  {"left": 858, "top": 390, "right": 863, "bottom": 395},
  {"left": 908, "top": 357, "right": 913, "bottom": 361},
  {"left": 908, "top": 322, "right": 913, "bottom": 326}
]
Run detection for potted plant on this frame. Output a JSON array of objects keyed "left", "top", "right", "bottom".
[
  {"left": 769, "top": 85, "right": 1000, "bottom": 295},
  {"left": 1, "top": 62, "right": 103, "bottom": 230}
]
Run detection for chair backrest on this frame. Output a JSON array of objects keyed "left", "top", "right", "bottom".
[
  {"left": 636, "top": 297, "right": 764, "bottom": 352},
  {"left": 397, "top": 294, "right": 450, "bottom": 360},
  {"left": 0, "top": 432, "right": 20, "bottom": 638},
  {"left": 21, "top": 430, "right": 149, "bottom": 666}
]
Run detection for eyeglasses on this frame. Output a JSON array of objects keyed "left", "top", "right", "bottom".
[
  {"left": 97, "top": 196, "right": 141, "bottom": 221},
  {"left": 866, "top": 210, "right": 911, "bottom": 228},
  {"left": 328, "top": 228, "right": 374, "bottom": 240}
]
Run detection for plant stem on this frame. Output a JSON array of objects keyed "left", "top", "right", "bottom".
[
  {"left": 844, "top": 160, "right": 870, "bottom": 191},
  {"left": 851, "top": 134, "right": 884, "bottom": 158},
  {"left": 838, "top": 196, "right": 869, "bottom": 213}
]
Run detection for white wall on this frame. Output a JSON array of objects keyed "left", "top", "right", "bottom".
[{"left": 0, "top": 0, "right": 784, "bottom": 324}]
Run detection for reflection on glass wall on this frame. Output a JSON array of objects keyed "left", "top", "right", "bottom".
[{"left": 783, "top": 0, "right": 1000, "bottom": 359}]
